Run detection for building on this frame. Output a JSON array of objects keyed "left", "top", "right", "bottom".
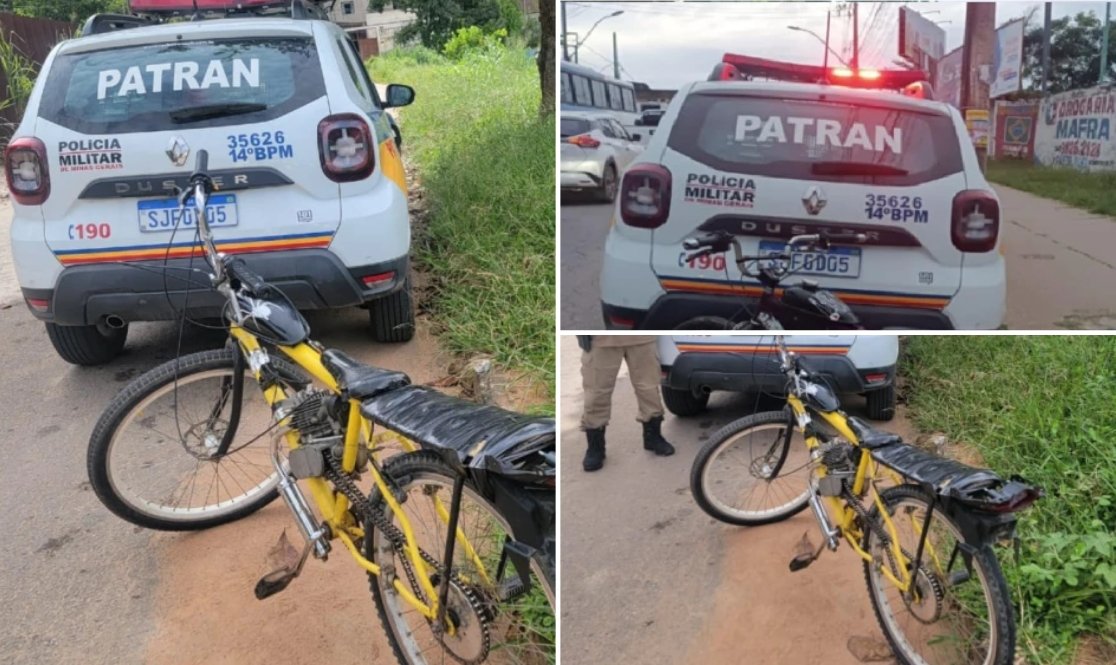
[
  {"left": 633, "top": 82, "right": 676, "bottom": 109},
  {"left": 328, "top": 0, "right": 368, "bottom": 28}
]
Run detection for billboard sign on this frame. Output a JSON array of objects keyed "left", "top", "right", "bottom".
[
  {"left": 990, "top": 18, "right": 1025, "bottom": 98},
  {"left": 993, "top": 100, "right": 1039, "bottom": 159},
  {"left": 936, "top": 46, "right": 963, "bottom": 109},
  {"left": 899, "top": 7, "right": 946, "bottom": 62},
  {"left": 1035, "top": 85, "right": 1116, "bottom": 171},
  {"left": 965, "top": 109, "right": 990, "bottom": 149}
]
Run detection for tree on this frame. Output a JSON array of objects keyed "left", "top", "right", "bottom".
[
  {"left": 369, "top": 0, "right": 512, "bottom": 50},
  {"left": 9, "top": 0, "right": 127, "bottom": 22},
  {"left": 538, "top": 0, "right": 553, "bottom": 117},
  {"left": 1022, "top": 11, "right": 1116, "bottom": 93}
]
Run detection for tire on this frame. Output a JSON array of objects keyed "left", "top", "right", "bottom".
[
  {"left": 46, "top": 321, "right": 127, "bottom": 366},
  {"left": 596, "top": 162, "right": 618, "bottom": 203},
  {"left": 690, "top": 410, "right": 812, "bottom": 526},
  {"left": 661, "top": 386, "right": 710, "bottom": 417},
  {"left": 866, "top": 383, "right": 896, "bottom": 421},
  {"left": 365, "top": 451, "right": 555, "bottom": 665},
  {"left": 87, "top": 348, "right": 306, "bottom": 531},
  {"left": 863, "top": 484, "right": 1015, "bottom": 665},
  {"left": 369, "top": 277, "right": 415, "bottom": 343}
]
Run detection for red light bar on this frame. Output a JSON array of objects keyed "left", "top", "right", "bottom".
[{"left": 719, "top": 53, "right": 929, "bottom": 91}]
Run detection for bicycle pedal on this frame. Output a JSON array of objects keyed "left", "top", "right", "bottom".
[
  {"left": 497, "top": 576, "right": 529, "bottom": 602},
  {"left": 789, "top": 552, "right": 818, "bottom": 572},
  {"left": 254, "top": 567, "right": 298, "bottom": 600}
]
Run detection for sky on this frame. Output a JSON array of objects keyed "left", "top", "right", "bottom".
[{"left": 562, "top": 1, "right": 1111, "bottom": 88}]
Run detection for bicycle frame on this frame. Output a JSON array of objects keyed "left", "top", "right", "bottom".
[
  {"left": 228, "top": 325, "right": 488, "bottom": 625},
  {"left": 786, "top": 393, "right": 914, "bottom": 593}
]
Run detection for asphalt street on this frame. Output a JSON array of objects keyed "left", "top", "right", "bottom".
[
  {"left": 559, "top": 335, "right": 919, "bottom": 665},
  {"left": 560, "top": 185, "right": 1116, "bottom": 330}
]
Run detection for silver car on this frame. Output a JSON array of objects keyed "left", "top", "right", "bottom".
[{"left": 560, "top": 111, "right": 644, "bottom": 202}]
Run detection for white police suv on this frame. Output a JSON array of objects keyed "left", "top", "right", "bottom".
[
  {"left": 7, "top": 0, "right": 415, "bottom": 365},
  {"left": 658, "top": 334, "right": 899, "bottom": 421},
  {"left": 601, "top": 56, "right": 1005, "bottom": 330}
]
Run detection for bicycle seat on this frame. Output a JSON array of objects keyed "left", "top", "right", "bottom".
[
  {"left": 321, "top": 348, "right": 411, "bottom": 399},
  {"left": 361, "top": 385, "right": 554, "bottom": 476},
  {"left": 870, "top": 442, "right": 1001, "bottom": 496},
  {"left": 847, "top": 416, "right": 903, "bottom": 449}
]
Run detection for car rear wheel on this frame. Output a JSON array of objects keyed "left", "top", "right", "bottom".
[
  {"left": 865, "top": 383, "right": 896, "bottom": 421},
  {"left": 369, "top": 277, "right": 415, "bottom": 343},
  {"left": 662, "top": 386, "right": 710, "bottom": 417},
  {"left": 45, "top": 321, "right": 127, "bottom": 366},
  {"left": 596, "top": 162, "right": 618, "bottom": 203}
]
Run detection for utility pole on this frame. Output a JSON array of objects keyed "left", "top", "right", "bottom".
[
  {"left": 1103, "top": 3, "right": 1112, "bottom": 83},
  {"left": 1041, "top": 3, "right": 1051, "bottom": 92},
  {"left": 823, "top": 11, "right": 831, "bottom": 70},
  {"left": 851, "top": 2, "right": 859, "bottom": 69},
  {"left": 612, "top": 32, "right": 620, "bottom": 79},
  {"left": 561, "top": 1, "right": 569, "bottom": 61},
  {"left": 960, "top": 3, "right": 975, "bottom": 108}
]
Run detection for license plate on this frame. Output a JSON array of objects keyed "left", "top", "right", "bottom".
[
  {"left": 759, "top": 241, "right": 861, "bottom": 279},
  {"left": 137, "top": 194, "right": 238, "bottom": 233}
]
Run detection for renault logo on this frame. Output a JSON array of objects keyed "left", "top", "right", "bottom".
[
  {"left": 166, "top": 136, "right": 190, "bottom": 167},
  {"left": 802, "top": 186, "right": 827, "bottom": 215}
]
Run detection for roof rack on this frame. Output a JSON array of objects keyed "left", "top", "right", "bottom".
[{"left": 82, "top": 1, "right": 332, "bottom": 36}]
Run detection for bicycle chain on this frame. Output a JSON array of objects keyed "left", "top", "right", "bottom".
[
  {"left": 323, "top": 454, "right": 493, "bottom": 665},
  {"left": 842, "top": 487, "right": 946, "bottom": 618}
]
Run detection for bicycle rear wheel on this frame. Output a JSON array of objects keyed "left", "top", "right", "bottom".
[
  {"left": 863, "top": 484, "right": 1015, "bottom": 665},
  {"left": 87, "top": 348, "right": 306, "bottom": 530},
  {"left": 365, "top": 451, "right": 555, "bottom": 665},
  {"left": 690, "top": 410, "right": 812, "bottom": 525}
]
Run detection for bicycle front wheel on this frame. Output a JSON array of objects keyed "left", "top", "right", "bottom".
[
  {"left": 87, "top": 348, "right": 306, "bottom": 531},
  {"left": 863, "top": 484, "right": 1015, "bottom": 665},
  {"left": 365, "top": 451, "right": 555, "bottom": 665},
  {"left": 690, "top": 410, "right": 812, "bottom": 525}
]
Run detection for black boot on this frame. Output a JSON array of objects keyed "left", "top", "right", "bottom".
[
  {"left": 642, "top": 416, "right": 675, "bottom": 456},
  {"left": 583, "top": 427, "right": 606, "bottom": 471}
]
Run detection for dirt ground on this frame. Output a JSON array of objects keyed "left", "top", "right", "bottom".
[{"left": 558, "top": 336, "right": 923, "bottom": 665}]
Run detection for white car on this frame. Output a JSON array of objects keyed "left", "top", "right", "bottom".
[
  {"left": 658, "top": 334, "right": 899, "bottom": 421},
  {"left": 601, "top": 61, "right": 1005, "bottom": 330},
  {"left": 560, "top": 111, "right": 644, "bottom": 202},
  {"left": 6, "top": 0, "right": 415, "bottom": 365}
]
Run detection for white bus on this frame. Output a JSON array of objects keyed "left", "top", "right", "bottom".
[{"left": 560, "top": 61, "right": 640, "bottom": 129}]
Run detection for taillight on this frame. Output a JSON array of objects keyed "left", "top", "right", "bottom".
[
  {"left": 859, "top": 68, "right": 881, "bottom": 80},
  {"left": 864, "top": 372, "right": 888, "bottom": 384},
  {"left": 361, "top": 271, "right": 394, "bottom": 287},
  {"left": 607, "top": 313, "right": 635, "bottom": 329},
  {"left": 951, "top": 190, "right": 1000, "bottom": 253},
  {"left": 318, "top": 114, "right": 375, "bottom": 182},
  {"left": 619, "top": 164, "right": 672, "bottom": 229},
  {"left": 5, "top": 137, "right": 49, "bottom": 205},
  {"left": 25, "top": 297, "right": 49, "bottom": 313},
  {"left": 567, "top": 133, "right": 600, "bottom": 149},
  {"left": 831, "top": 67, "right": 854, "bottom": 78}
]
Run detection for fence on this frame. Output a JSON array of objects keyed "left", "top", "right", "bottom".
[{"left": 0, "top": 13, "right": 72, "bottom": 140}]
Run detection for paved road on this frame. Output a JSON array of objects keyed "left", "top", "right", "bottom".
[
  {"left": 560, "top": 184, "right": 1116, "bottom": 330},
  {"left": 559, "top": 336, "right": 918, "bottom": 665}
]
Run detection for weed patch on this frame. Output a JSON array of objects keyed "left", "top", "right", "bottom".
[{"left": 987, "top": 159, "right": 1116, "bottom": 218}]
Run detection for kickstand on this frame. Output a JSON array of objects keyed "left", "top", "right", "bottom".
[{"left": 255, "top": 532, "right": 313, "bottom": 600}]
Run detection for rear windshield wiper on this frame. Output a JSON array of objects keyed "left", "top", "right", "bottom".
[
  {"left": 810, "top": 161, "right": 909, "bottom": 176},
  {"left": 169, "top": 102, "right": 267, "bottom": 123}
]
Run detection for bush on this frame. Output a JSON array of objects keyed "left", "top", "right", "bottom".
[
  {"left": 369, "top": 46, "right": 554, "bottom": 398},
  {"left": 904, "top": 336, "right": 1116, "bottom": 663},
  {"left": 442, "top": 26, "right": 506, "bottom": 60}
]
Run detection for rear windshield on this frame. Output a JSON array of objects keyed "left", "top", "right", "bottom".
[
  {"left": 668, "top": 94, "right": 963, "bottom": 185},
  {"left": 39, "top": 37, "right": 325, "bottom": 134},
  {"left": 561, "top": 117, "right": 591, "bottom": 137}
]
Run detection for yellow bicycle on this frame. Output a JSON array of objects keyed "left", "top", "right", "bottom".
[
  {"left": 87, "top": 150, "right": 555, "bottom": 665},
  {"left": 690, "top": 336, "right": 1040, "bottom": 665}
]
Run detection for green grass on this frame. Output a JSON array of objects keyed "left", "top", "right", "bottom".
[
  {"left": 369, "top": 46, "right": 554, "bottom": 402},
  {"left": 903, "top": 336, "right": 1116, "bottom": 663},
  {"left": 987, "top": 159, "right": 1116, "bottom": 218}
]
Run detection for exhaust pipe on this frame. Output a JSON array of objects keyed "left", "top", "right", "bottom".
[{"left": 104, "top": 314, "right": 126, "bottom": 329}]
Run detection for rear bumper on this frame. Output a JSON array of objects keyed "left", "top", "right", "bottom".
[
  {"left": 21, "top": 249, "right": 407, "bottom": 326},
  {"left": 663, "top": 351, "right": 895, "bottom": 395},
  {"left": 602, "top": 293, "right": 956, "bottom": 330}
]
